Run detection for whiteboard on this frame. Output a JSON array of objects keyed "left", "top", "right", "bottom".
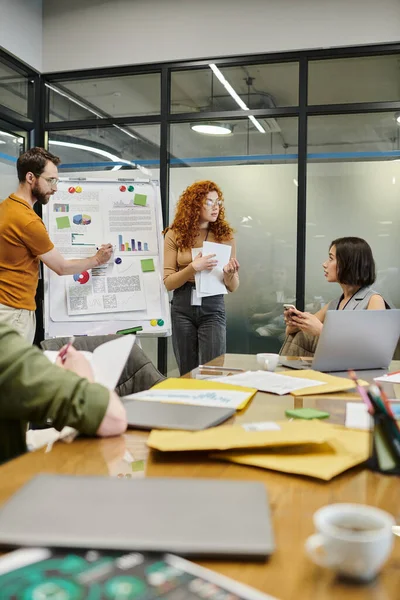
[{"left": 43, "top": 177, "right": 171, "bottom": 338}]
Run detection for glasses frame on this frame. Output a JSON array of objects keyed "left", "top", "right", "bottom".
[
  {"left": 33, "top": 173, "right": 59, "bottom": 187},
  {"left": 204, "top": 199, "right": 223, "bottom": 208}
]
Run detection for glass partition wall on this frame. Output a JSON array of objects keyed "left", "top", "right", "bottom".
[
  {"left": 306, "top": 112, "right": 400, "bottom": 310},
  {"left": 306, "top": 52, "right": 400, "bottom": 315},
  {"left": 0, "top": 52, "right": 35, "bottom": 200},
  {"left": 1, "top": 44, "right": 396, "bottom": 370},
  {"left": 0, "top": 50, "right": 43, "bottom": 345}
]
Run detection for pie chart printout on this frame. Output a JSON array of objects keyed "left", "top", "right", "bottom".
[
  {"left": 73, "top": 271, "right": 90, "bottom": 285},
  {"left": 73, "top": 214, "right": 92, "bottom": 225}
]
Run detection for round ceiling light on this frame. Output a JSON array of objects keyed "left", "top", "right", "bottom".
[
  {"left": 190, "top": 123, "right": 232, "bottom": 136},
  {"left": 395, "top": 112, "right": 400, "bottom": 125}
]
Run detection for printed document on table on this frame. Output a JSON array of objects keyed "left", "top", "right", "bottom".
[
  {"left": 199, "top": 241, "right": 231, "bottom": 296},
  {"left": 124, "top": 388, "right": 250, "bottom": 409},
  {"left": 213, "top": 371, "right": 324, "bottom": 396}
]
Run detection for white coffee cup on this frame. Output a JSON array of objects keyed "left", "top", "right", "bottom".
[
  {"left": 305, "top": 503, "right": 395, "bottom": 581},
  {"left": 256, "top": 353, "right": 280, "bottom": 372}
]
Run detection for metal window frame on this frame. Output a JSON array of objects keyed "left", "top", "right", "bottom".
[{"left": 2, "top": 41, "right": 400, "bottom": 367}]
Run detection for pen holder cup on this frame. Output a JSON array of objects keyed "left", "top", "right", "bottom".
[{"left": 367, "top": 413, "right": 400, "bottom": 475}]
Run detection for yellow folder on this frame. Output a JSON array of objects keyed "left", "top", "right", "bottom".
[
  {"left": 151, "top": 377, "right": 257, "bottom": 410},
  {"left": 210, "top": 426, "right": 369, "bottom": 481},
  {"left": 147, "top": 419, "right": 341, "bottom": 453},
  {"left": 279, "top": 369, "right": 367, "bottom": 396}
]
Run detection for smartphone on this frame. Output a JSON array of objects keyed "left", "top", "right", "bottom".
[{"left": 283, "top": 303, "right": 296, "bottom": 311}]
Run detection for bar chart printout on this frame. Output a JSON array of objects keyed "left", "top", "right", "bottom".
[{"left": 118, "top": 235, "right": 149, "bottom": 252}]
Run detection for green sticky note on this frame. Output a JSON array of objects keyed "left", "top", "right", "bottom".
[
  {"left": 131, "top": 460, "right": 145, "bottom": 472},
  {"left": 285, "top": 408, "right": 330, "bottom": 420},
  {"left": 56, "top": 216, "right": 71, "bottom": 229},
  {"left": 134, "top": 193, "right": 147, "bottom": 206},
  {"left": 141, "top": 258, "right": 155, "bottom": 272}
]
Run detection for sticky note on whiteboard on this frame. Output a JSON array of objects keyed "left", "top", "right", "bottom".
[
  {"left": 134, "top": 193, "right": 147, "bottom": 206},
  {"left": 56, "top": 216, "right": 71, "bottom": 229},
  {"left": 141, "top": 258, "right": 155, "bottom": 272}
]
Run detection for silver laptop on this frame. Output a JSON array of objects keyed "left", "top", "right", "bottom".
[
  {"left": 123, "top": 400, "right": 235, "bottom": 431},
  {"left": 280, "top": 309, "right": 400, "bottom": 372},
  {"left": 0, "top": 474, "right": 274, "bottom": 558}
]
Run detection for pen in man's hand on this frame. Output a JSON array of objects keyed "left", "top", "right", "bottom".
[{"left": 58, "top": 336, "right": 75, "bottom": 364}]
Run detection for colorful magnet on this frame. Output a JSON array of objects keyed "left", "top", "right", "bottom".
[
  {"left": 128, "top": 185, "right": 134, "bottom": 192},
  {"left": 150, "top": 319, "right": 158, "bottom": 327},
  {"left": 157, "top": 319, "right": 164, "bottom": 326},
  {"left": 115, "top": 257, "right": 122, "bottom": 264},
  {"left": 119, "top": 185, "right": 127, "bottom": 192},
  {"left": 75, "top": 185, "right": 82, "bottom": 193},
  {"left": 68, "top": 186, "right": 75, "bottom": 193}
]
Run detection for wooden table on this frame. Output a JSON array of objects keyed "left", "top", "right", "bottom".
[{"left": 0, "top": 354, "right": 399, "bottom": 600}]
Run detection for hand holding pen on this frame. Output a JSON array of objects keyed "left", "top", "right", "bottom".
[
  {"left": 57, "top": 336, "right": 75, "bottom": 364},
  {"left": 95, "top": 244, "right": 114, "bottom": 266},
  {"left": 56, "top": 337, "right": 94, "bottom": 382}
]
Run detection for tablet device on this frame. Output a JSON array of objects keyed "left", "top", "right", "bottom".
[
  {"left": 0, "top": 475, "right": 275, "bottom": 559},
  {"left": 123, "top": 399, "right": 235, "bottom": 430}
]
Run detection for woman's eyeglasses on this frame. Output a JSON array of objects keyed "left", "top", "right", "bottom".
[{"left": 204, "top": 199, "right": 223, "bottom": 208}]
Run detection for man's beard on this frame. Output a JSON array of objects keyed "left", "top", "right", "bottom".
[{"left": 32, "top": 182, "right": 51, "bottom": 205}]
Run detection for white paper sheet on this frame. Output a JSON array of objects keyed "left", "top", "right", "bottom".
[
  {"left": 191, "top": 248, "right": 214, "bottom": 299},
  {"left": 374, "top": 372, "right": 400, "bottom": 384},
  {"left": 345, "top": 402, "right": 400, "bottom": 430},
  {"left": 49, "top": 185, "right": 157, "bottom": 257},
  {"left": 213, "top": 371, "right": 325, "bottom": 396},
  {"left": 242, "top": 422, "right": 281, "bottom": 432},
  {"left": 345, "top": 402, "right": 374, "bottom": 430},
  {"left": 66, "top": 260, "right": 146, "bottom": 316},
  {"left": 90, "top": 335, "right": 135, "bottom": 390},
  {"left": 104, "top": 188, "right": 158, "bottom": 256},
  {"left": 199, "top": 241, "right": 231, "bottom": 296},
  {"left": 49, "top": 190, "right": 102, "bottom": 255},
  {"left": 123, "top": 388, "right": 250, "bottom": 409},
  {"left": 45, "top": 181, "right": 166, "bottom": 330},
  {"left": 43, "top": 335, "right": 135, "bottom": 390}
]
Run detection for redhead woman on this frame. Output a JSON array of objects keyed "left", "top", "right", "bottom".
[
  {"left": 285, "top": 237, "right": 390, "bottom": 337},
  {"left": 164, "top": 181, "right": 239, "bottom": 375}
]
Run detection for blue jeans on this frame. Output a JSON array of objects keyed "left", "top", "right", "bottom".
[{"left": 171, "top": 282, "right": 226, "bottom": 375}]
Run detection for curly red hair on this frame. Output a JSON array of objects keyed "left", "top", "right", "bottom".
[{"left": 166, "top": 180, "right": 234, "bottom": 249}]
